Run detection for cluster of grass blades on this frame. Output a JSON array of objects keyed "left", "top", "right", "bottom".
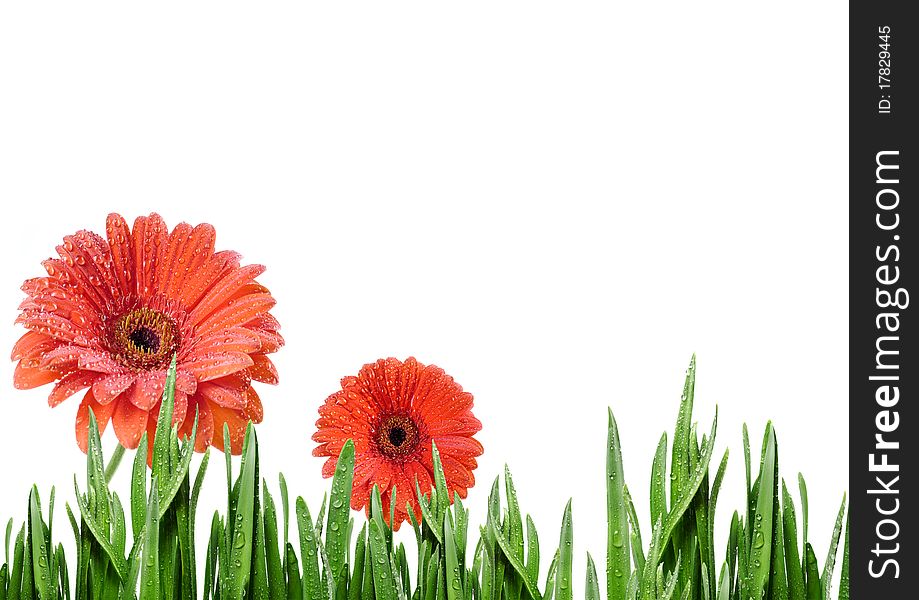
[
  {"left": 1, "top": 357, "right": 847, "bottom": 600},
  {"left": 603, "top": 357, "right": 849, "bottom": 600}
]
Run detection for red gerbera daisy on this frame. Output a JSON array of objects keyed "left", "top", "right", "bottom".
[
  {"left": 11, "top": 213, "right": 283, "bottom": 455},
  {"left": 313, "top": 357, "right": 483, "bottom": 529}
]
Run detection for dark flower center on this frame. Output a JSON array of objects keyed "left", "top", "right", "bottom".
[
  {"left": 376, "top": 415, "right": 420, "bottom": 460},
  {"left": 389, "top": 426, "right": 407, "bottom": 447},
  {"left": 109, "top": 307, "right": 179, "bottom": 370},
  {"left": 128, "top": 326, "right": 161, "bottom": 353}
]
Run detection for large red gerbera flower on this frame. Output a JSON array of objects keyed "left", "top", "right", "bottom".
[
  {"left": 313, "top": 357, "right": 483, "bottom": 529},
  {"left": 11, "top": 213, "right": 283, "bottom": 455}
]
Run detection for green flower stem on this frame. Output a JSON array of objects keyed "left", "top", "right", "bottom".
[{"left": 105, "top": 443, "right": 127, "bottom": 483}]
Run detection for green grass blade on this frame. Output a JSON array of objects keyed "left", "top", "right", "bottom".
[
  {"left": 743, "top": 424, "right": 752, "bottom": 551},
  {"left": 367, "top": 520, "right": 396, "bottom": 600},
  {"left": 130, "top": 434, "right": 148, "bottom": 542},
  {"left": 285, "top": 543, "right": 303, "bottom": 600},
  {"left": 820, "top": 495, "right": 846, "bottom": 600},
  {"left": 295, "top": 496, "right": 323, "bottom": 600},
  {"left": 661, "top": 409, "right": 718, "bottom": 549},
  {"left": 670, "top": 355, "right": 696, "bottom": 509},
  {"left": 504, "top": 467, "right": 525, "bottom": 564},
  {"left": 606, "top": 408, "right": 630, "bottom": 600},
  {"left": 584, "top": 553, "right": 599, "bottom": 600},
  {"left": 349, "top": 525, "right": 367, "bottom": 600},
  {"left": 798, "top": 475, "right": 809, "bottom": 548},
  {"left": 525, "top": 514, "right": 540, "bottom": 586},
  {"left": 650, "top": 433, "right": 668, "bottom": 529},
  {"left": 263, "top": 485, "right": 285, "bottom": 600},
  {"left": 444, "top": 517, "right": 464, "bottom": 600},
  {"left": 554, "top": 500, "right": 573, "bottom": 600},
  {"left": 803, "top": 544, "right": 820, "bottom": 600},
  {"left": 228, "top": 425, "right": 258, "bottom": 600},
  {"left": 28, "top": 488, "right": 52, "bottom": 600},
  {"left": 139, "top": 480, "right": 160, "bottom": 600},
  {"left": 326, "top": 440, "right": 355, "bottom": 581},
  {"left": 839, "top": 514, "right": 849, "bottom": 600},
  {"left": 151, "top": 356, "right": 178, "bottom": 482},
  {"left": 748, "top": 424, "right": 776, "bottom": 599},
  {"left": 72, "top": 478, "right": 128, "bottom": 582},
  {"left": 781, "top": 481, "right": 805, "bottom": 600}
]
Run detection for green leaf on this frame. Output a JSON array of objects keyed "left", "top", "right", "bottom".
[
  {"left": 661, "top": 409, "right": 718, "bottom": 549},
  {"left": 263, "top": 485, "right": 285, "bottom": 600},
  {"left": 285, "top": 543, "right": 303, "bottom": 600},
  {"left": 431, "top": 443, "right": 450, "bottom": 526},
  {"left": 554, "top": 500, "right": 573, "bottom": 600},
  {"left": 622, "top": 485, "right": 644, "bottom": 573},
  {"left": 820, "top": 495, "right": 846, "bottom": 600},
  {"left": 584, "top": 553, "right": 599, "bottom": 600},
  {"left": 151, "top": 355, "right": 178, "bottom": 482},
  {"left": 803, "top": 544, "right": 820, "bottom": 600},
  {"left": 367, "top": 520, "right": 397, "bottom": 600},
  {"left": 326, "top": 440, "right": 355, "bottom": 581},
  {"left": 296, "top": 497, "right": 322, "bottom": 600},
  {"left": 798, "top": 474, "right": 809, "bottom": 548},
  {"left": 131, "top": 434, "right": 148, "bottom": 542},
  {"left": 227, "top": 425, "right": 258, "bottom": 600},
  {"left": 606, "top": 408, "right": 630, "bottom": 600},
  {"left": 670, "top": 355, "right": 696, "bottom": 509},
  {"left": 839, "top": 514, "right": 849, "bottom": 600},
  {"left": 139, "top": 480, "right": 160, "bottom": 600},
  {"left": 72, "top": 478, "right": 128, "bottom": 582},
  {"left": 782, "top": 481, "right": 805, "bottom": 600},
  {"left": 28, "top": 488, "right": 52, "bottom": 600},
  {"left": 650, "top": 433, "right": 668, "bottom": 530},
  {"left": 444, "top": 517, "right": 464, "bottom": 600},
  {"left": 748, "top": 424, "right": 777, "bottom": 599},
  {"left": 349, "top": 525, "right": 367, "bottom": 600},
  {"left": 525, "top": 515, "right": 540, "bottom": 587}
]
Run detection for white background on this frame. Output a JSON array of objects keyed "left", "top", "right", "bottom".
[{"left": 0, "top": 1, "right": 847, "bottom": 594}]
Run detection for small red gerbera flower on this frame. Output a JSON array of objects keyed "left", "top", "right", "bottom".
[
  {"left": 313, "top": 357, "right": 483, "bottom": 529},
  {"left": 11, "top": 213, "right": 283, "bottom": 455}
]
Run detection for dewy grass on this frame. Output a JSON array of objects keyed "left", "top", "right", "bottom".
[{"left": 0, "top": 357, "right": 848, "bottom": 600}]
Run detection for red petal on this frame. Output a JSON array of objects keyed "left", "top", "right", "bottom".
[
  {"left": 209, "top": 403, "right": 248, "bottom": 454},
  {"left": 431, "top": 435, "right": 484, "bottom": 459},
  {"left": 131, "top": 213, "right": 168, "bottom": 300},
  {"left": 183, "top": 352, "right": 254, "bottom": 382},
  {"left": 194, "top": 293, "right": 276, "bottom": 336},
  {"left": 106, "top": 214, "right": 136, "bottom": 297},
  {"left": 62, "top": 231, "right": 122, "bottom": 305},
  {"left": 191, "top": 327, "right": 263, "bottom": 356},
  {"left": 171, "top": 367, "right": 198, "bottom": 395},
  {"left": 180, "top": 396, "right": 215, "bottom": 452},
  {"left": 92, "top": 372, "right": 137, "bottom": 405},
  {"left": 15, "top": 311, "right": 89, "bottom": 344},
  {"left": 11, "top": 331, "right": 55, "bottom": 361},
  {"left": 155, "top": 222, "right": 193, "bottom": 297},
  {"left": 188, "top": 264, "right": 266, "bottom": 325},
  {"left": 179, "top": 250, "right": 241, "bottom": 309},
  {"left": 247, "top": 354, "right": 279, "bottom": 384},
  {"left": 14, "top": 360, "right": 61, "bottom": 390},
  {"left": 196, "top": 380, "right": 247, "bottom": 410},
  {"left": 112, "top": 399, "right": 149, "bottom": 449},
  {"left": 245, "top": 387, "right": 263, "bottom": 423},
  {"left": 75, "top": 389, "right": 117, "bottom": 453},
  {"left": 50, "top": 371, "right": 104, "bottom": 407},
  {"left": 127, "top": 371, "right": 168, "bottom": 411},
  {"left": 77, "top": 349, "right": 124, "bottom": 374},
  {"left": 166, "top": 223, "right": 216, "bottom": 298},
  {"left": 147, "top": 389, "right": 188, "bottom": 430}
]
